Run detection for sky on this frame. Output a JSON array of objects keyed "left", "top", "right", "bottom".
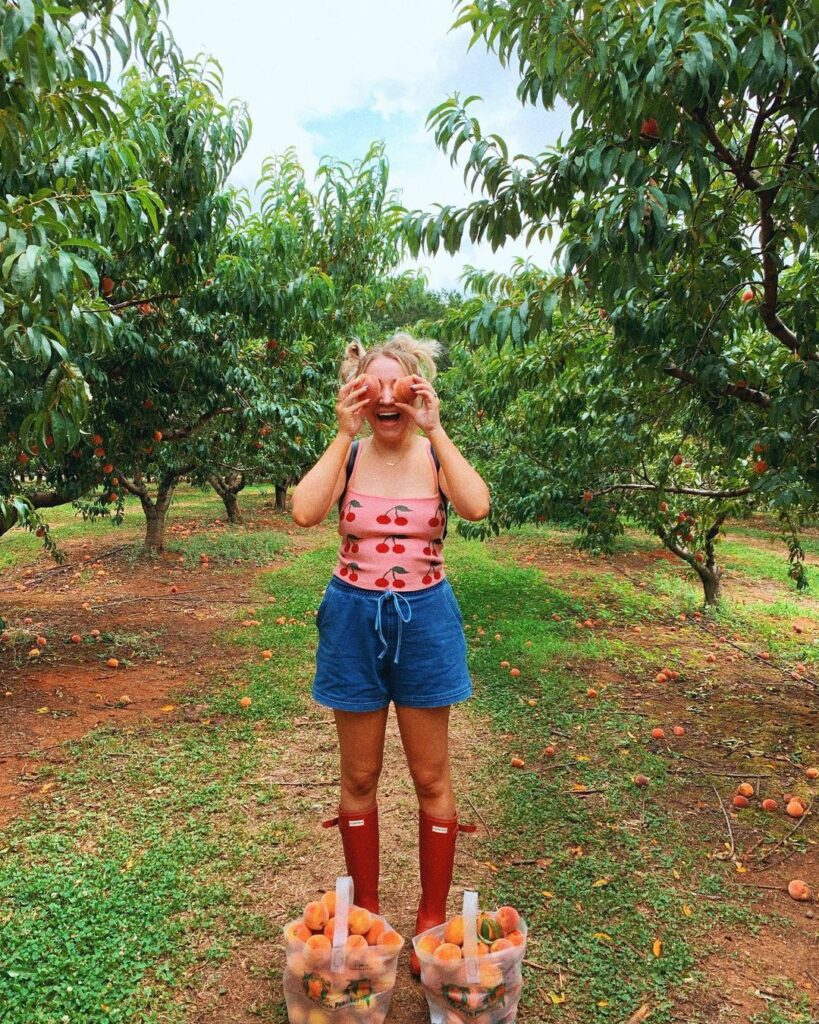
[{"left": 164, "top": 0, "right": 572, "bottom": 292}]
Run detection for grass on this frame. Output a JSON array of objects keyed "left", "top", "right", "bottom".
[
  {"left": 1, "top": 515, "right": 814, "bottom": 1023},
  {"left": 446, "top": 539, "right": 759, "bottom": 1022},
  {"left": 0, "top": 542, "right": 326, "bottom": 1024},
  {"left": 0, "top": 484, "right": 283, "bottom": 572}
]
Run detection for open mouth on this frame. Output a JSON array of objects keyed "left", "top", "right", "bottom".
[{"left": 375, "top": 410, "right": 401, "bottom": 423}]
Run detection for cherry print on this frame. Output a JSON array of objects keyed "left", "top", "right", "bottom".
[
  {"left": 375, "top": 542, "right": 389, "bottom": 553},
  {"left": 376, "top": 514, "right": 391, "bottom": 525},
  {"left": 422, "top": 574, "right": 433, "bottom": 585},
  {"left": 375, "top": 577, "right": 389, "bottom": 588},
  {"left": 394, "top": 516, "right": 408, "bottom": 526}
]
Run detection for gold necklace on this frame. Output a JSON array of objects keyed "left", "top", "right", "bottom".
[{"left": 372, "top": 440, "right": 413, "bottom": 468}]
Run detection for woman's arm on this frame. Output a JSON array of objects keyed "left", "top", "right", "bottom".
[
  {"left": 291, "top": 432, "right": 352, "bottom": 527},
  {"left": 396, "top": 376, "right": 490, "bottom": 521},
  {"left": 429, "top": 427, "right": 490, "bottom": 521},
  {"left": 291, "top": 377, "right": 369, "bottom": 527}
]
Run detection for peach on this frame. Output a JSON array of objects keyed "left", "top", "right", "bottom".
[
  {"left": 806, "top": 767, "right": 818, "bottom": 780},
  {"left": 587, "top": 687, "right": 598, "bottom": 698},
  {"left": 285, "top": 921, "right": 311, "bottom": 944},
  {"left": 323, "top": 917, "right": 336, "bottom": 942},
  {"left": 479, "top": 961, "right": 505, "bottom": 988},
  {"left": 656, "top": 673, "right": 668, "bottom": 683},
  {"left": 510, "top": 756, "right": 525, "bottom": 768},
  {"left": 393, "top": 376, "right": 417, "bottom": 406},
  {"left": 500, "top": 660, "right": 510, "bottom": 669},
  {"left": 736, "top": 783, "right": 754, "bottom": 798},
  {"left": 379, "top": 929, "right": 402, "bottom": 950},
  {"left": 433, "top": 942, "right": 463, "bottom": 962},
  {"left": 787, "top": 879, "right": 812, "bottom": 902},
  {"left": 303, "top": 901, "right": 329, "bottom": 931},
  {"left": 320, "top": 890, "right": 336, "bottom": 915},
  {"left": 543, "top": 745, "right": 555, "bottom": 757},
  {"left": 365, "top": 918, "right": 386, "bottom": 946},
  {"left": 634, "top": 774, "right": 650, "bottom": 787},
  {"left": 496, "top": 906, "right": 521, "bottom": 935},
  {"left": 761, "top": 799, "right": 778, "bottom": 812},
  {"left": 444, "top": 915, "right": 465, "bottom": 945},
  {"left": 651, "top": 728, "right": 665, "bottom": 740},
  {"left": 672, "top": 726, "right": 685, "bottom": 736},
  {"left": 348, "top": 907, "right": 374, "bottom": 935},
  {"left": 360, "top": 373, "right": 382, "bottom": 405},
  {"left": 476, "top": 941, "right": 491, "bottom": 956},
  {"left": 786, "top": 799, "right": 805, "bottom": 818},
  {"left": 505, "top": 929, "right": 526, "bottom": 947},
  {"left": 509, "top": 667, "right": 521, "bottom": 677},
  {"left": 490, "top": 937, "right": 513, "bottom": 953},
  {"left": 345, "top": 933, "right": 368, "bottom": 950},
  {"left": 238, "top": 696, "right": 252, "bottom": 708},
  {"left": 732, "top": 795, "right": 749, "bottom": 809},
  {"left": 70, "top": 634, "right": 82, "bottom": 644},
  {"left": 415, "top": 932, "right": 441, "bottom": 956},
  {"left": 304, "top": 933, "right": 331, "bottom": 956}
]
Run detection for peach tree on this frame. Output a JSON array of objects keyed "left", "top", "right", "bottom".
[
  {"left": 0, "top": 0, "right": 171, "bottom": 540},
  {"left": 406, "top": 0, "right": 818, "bottom": 594}
]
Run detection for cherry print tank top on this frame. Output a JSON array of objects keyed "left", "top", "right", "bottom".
[{"left": 335, "top": 441, "right": 448, "bottom": 591}]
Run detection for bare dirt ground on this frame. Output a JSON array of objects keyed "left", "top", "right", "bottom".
[{"left": 1, "top": 512, "right": 817, "bottom": 1022}]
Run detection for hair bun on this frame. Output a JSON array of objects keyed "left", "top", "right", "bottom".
[{"left": 340, "top": 338, "right": 367, "bottom": 382}]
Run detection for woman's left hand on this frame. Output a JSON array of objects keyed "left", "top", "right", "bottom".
[{"left": 395, "top": 375, "right": 442, "bottom": 436}]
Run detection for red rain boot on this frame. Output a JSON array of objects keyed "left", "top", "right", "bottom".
[
  {"left": 410, "top": 809, "right": 476, "bottom": 977},
  {"left": 323, "top": 804, "right": 380, "bottom": 914}
]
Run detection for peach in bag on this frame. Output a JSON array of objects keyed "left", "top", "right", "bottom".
[
  {"left": 413, "top": 889, "right": 528, "bottom": 1024},
  {"left": 282, "top": 875, "right": 404, "bottom": 1023}
]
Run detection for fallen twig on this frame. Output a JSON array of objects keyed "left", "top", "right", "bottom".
[
  {"left": 710, "top": 781, "right": 736, "bottom": 859},
  {"left": 754, "top": 806, "right": 812, "bottom": 862},
  {"left": 465, "top": 793, "right": 492, "bottom": 839}
]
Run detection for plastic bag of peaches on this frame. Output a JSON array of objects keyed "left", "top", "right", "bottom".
[
  {"left": 413, "top": 891, "right": 527, "bottom": 1024},
  {"left": 282, "top": 875, "right": 405, "bottom": 1024}
]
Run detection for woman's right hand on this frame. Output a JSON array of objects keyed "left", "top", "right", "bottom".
[{"left": 336, "top": 376, "right": 370, "bottom": 439}]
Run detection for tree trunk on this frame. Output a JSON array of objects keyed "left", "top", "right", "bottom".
[
  {"left": 209, "top": 471, "right": 246, "bottom": 524},
  {"left": 144, "top": 505, "right": 167, "bottom": 553},
  {"left": 696, "top": 564, "right": 723, "bottom": 605},
  {"left": 275, "top": 484, "right": 288, "bottom": 511},
  {"left": 658, "top": 511, "right": 725, "bottom": 606},
  {"left": 140, "top": 476, "right": 180, "bottom": 553}
]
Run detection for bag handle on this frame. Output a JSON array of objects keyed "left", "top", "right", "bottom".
[
  {"left": 462, "top": 889, "right": 480, "bottom": 985},
  {"left": 331, "top": 875, "right": 354, "bottom": 974}
]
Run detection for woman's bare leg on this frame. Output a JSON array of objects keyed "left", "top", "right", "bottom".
[
  {"left": 333, "top": 707, "right": 390, "bottom": 811},
  {"left": 394, "top": 705, "right": 456, "bottom": 817}
]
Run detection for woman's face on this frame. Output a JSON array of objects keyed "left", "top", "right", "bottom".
[{"left": 364, "top": 355, "right": 413, "bottom": 442}]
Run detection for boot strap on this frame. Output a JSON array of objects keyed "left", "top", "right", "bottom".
[
  {"left": 322, "top": 816, "right": 339, "bottom": 828},
  {"left": 458, "top": 821, "right": 478, "bottom": 834}
]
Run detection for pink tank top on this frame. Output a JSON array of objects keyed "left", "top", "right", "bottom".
[{"left": 334, "top": 441, "right": 447, "bottom": 591}]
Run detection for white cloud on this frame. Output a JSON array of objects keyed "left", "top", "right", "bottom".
[{"left": 165, "top": 0, "right": 571, "bottom": 289}]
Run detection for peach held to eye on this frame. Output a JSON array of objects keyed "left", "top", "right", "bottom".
[
  {"left": 360, "top": 374, "right": 381, "bottom": 405},
  {"left": 393, "top": 376, "right": 417, "bottom": 405}
]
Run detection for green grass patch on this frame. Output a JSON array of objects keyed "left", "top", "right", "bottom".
[
  {"left": 0, "top": 543, "right": 334, "bottom": 1024},
  {"left": 446, "top": 538, "right": 762, "bottom": 1023}
]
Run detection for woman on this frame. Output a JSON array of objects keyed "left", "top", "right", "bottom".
[{"left": 291, "top": 332, "right": 490, "bottom": 975}]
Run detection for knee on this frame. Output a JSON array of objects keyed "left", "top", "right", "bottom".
[
  {"left": 341, "top": 764, "right": 381, "bottom": 800},
  {"left": 410, "top": 766, "right": 450, "bottom": 804}
]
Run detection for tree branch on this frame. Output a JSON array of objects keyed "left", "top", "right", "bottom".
[
  {"left": 161, "top": 407, "right": 234, "bottom": 442},
  {"left": 664, "top": 366, "right": 771, "bottom": 408},
  {"left": 595, "top": 483, "right": 752, "bottom": 499}
]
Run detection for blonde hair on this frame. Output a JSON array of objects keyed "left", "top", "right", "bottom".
[{"left": 340, "top": 332, "right": 440, "bottom": 382}]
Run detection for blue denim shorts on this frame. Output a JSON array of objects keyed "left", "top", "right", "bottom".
[{"left": 312, "top": 575, "right": 473, "bottom": 712}]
